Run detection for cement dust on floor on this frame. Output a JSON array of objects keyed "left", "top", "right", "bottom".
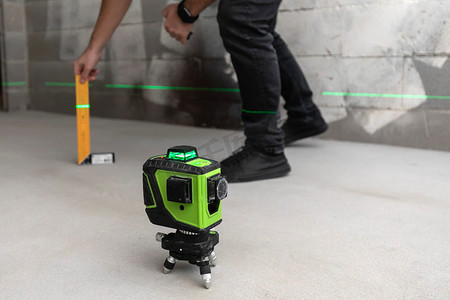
[{"left": 1, "top": 111, "right": 449, "bottom": 299}]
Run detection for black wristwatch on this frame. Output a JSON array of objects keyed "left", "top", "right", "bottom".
[{"left": 177, "top": 0, "right": 199, "bottom": 23}]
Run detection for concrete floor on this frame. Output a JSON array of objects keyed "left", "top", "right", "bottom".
[{"left": 1, "top": 111, "right": 449, "bottom": 299}]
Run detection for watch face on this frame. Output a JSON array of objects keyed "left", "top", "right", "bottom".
[{"left": 183, "top": 6, "right": 193, "bottom": 17}]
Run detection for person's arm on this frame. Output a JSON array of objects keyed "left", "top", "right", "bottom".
[
  {"left": 163, "top": 0, "right": 216, "bottom": 44},
  {"left": 73, "top": 0, "right": 132, "bottom": 83}
]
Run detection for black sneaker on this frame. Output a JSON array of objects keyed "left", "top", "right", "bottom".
[
  {"left": 220, "top": 146, "right": 291, "bottom": 183},
  {"left": 282, "top": 116, "right": 328, "bottom": 145}
]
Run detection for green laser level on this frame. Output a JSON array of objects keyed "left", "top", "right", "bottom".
[{"left": 143, "top": 145, "right": 227, "bottom": 289}]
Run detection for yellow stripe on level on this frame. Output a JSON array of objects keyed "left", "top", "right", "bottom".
[{"left": 75, "top": 75, "right": 91, "bottom": 164}]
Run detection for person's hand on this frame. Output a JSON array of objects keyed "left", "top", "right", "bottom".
[
  {"left": 73, "top": 48, "right": 102, "bottom": 83},
  {"left": 162, "top": 4, "right": 194, "bottom": 44}
]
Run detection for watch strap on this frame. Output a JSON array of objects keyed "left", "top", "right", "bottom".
[{"left": 177, "top": 0, "right": 199, "bottom": 24}]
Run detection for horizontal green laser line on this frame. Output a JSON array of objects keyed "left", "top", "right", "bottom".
[
  {"left": 46, "top": 82, "right": 75, "bottom": 87},
  {"left": 44, "top": 82, "right": 238, "bottom": 92},
  {"left": 46, "top": 82, "right": 92, "bottom": 87},
  {"left": 242, "top": 109, "right": 277, "bottom": 114},
  {"left": 105, "top": 84, "right": 240, "bottom": 92},
  {"left": 76, "top": 105, "right": 90, "bottom": 109},
  {"left": 323, "top": 92, "right": 450, "bottom": 100},
  {"left": 2, "top": 82, "right": 26, "bottom": 86}
]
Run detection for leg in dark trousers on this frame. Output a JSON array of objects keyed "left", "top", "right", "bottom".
[
  {"left": 273, "top": 32, "right": 320, "bottom": 120},
  {"left": 273, "top": 32, "right": 328, "bottom": 144},
  {"left": 217, "top": 0, "right": 284, "bottom": 154},
  {"left": 217, "top": 0, "right": 326, "bottom": 182}
]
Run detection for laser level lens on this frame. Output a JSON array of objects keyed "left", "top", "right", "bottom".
[
  {"left": 167, "top": 146, "right": 198, "bottom": 162},
  {"left": 168, "top": 150, "right": 197, "bottom": 161},
  {"left": 167, "top": 176, "right": 192, "bottom": 204},
  {"left": 216, "top": 178, "right": 228, "bottom": 200},
  {"left": 207, "top": 175, "right": 228, "bottom": 202}
]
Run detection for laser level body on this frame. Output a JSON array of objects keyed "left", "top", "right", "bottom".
[{"left": 143, "top": 145, "right": 227, "bottom": 289}]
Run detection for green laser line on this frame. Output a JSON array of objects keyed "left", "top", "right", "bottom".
[
  {"left": 105, "top": 84, "right": 240, "bottom": 92},
  {"left": 76, "top": 105, "right": 90, "bottom": 109},
  {"left": 241, "top": 109, "right": 277, "bottom": 114},
  {"left": 44, "top": 82, "right": 238, "bottom": 92},
  {"left": 46, "top": 82, "right": 93, "bottom": 87},
  {"left": 323, "top": 92, "right": 450, "bottom": 100},
  {"left": 27, "top": 83, "right": 450, "bottom": 100},
  {"left": 1, "top": 82, "right": 26, "bottom": 86},
  {"left": 46, "top": 82, "right": 75, "bottom": 87}
]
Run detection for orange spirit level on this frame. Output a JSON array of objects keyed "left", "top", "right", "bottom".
[
  {"left": 75, "top": 75, "right": 91, "bottom": 164},
  {"left": 75, "top": 75, "right": 115, "bottom": 165}
]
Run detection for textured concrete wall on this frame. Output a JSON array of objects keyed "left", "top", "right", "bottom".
[
  {"left": 2, "top": 0, "right": 449, "bottom": 150},
  {"left": 0, "top": 0, "right": 29, "bottom": 111},
  {"left": 25, "top": 0, "right": 241, "bottom": 129},
  {"left": 279, "top": 0, "right": 450, "bottom": 151}
]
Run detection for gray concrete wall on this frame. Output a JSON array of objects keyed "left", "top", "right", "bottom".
[
  {"left": 24, "top": 0, "right": 241, "bottom": 129},
  {"left": 283, "top": 0, "right": 450, "bottom": 151},
  {"left": 0, "top": 0, "right": 29, "bottom": 111},
  {"left": 1, "top": 0, "right": 449, "bottom": 151}
]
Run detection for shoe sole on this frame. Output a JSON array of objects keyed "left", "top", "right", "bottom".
[
  {"left": 225, "top": 163, "right": 291, "bottom": 183},
  {"left": 284, "top": 123, "right": 329, "bottom": 145}
]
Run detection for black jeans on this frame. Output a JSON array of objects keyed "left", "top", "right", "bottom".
[{"left": 217, "top": 0, "right": 321, "bottom": 154}]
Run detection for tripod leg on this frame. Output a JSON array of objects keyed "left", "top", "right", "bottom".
[
  {"left": 163, "top": 255, "right": 176, "bottom": 274},
  {"left": 208, "top": 251, "right": 217, "bottom": 267},
  {"left": 199, "top": 263, "right": 212, "bottom": 289}
]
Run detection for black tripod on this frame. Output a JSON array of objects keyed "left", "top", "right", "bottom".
[{"left": 156, "top": 230, "right": 219, "bottom": 289}]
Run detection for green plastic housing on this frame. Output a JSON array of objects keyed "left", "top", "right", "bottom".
[{"left": 143, "top": 146, "right": 225, "bottom": 233}]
